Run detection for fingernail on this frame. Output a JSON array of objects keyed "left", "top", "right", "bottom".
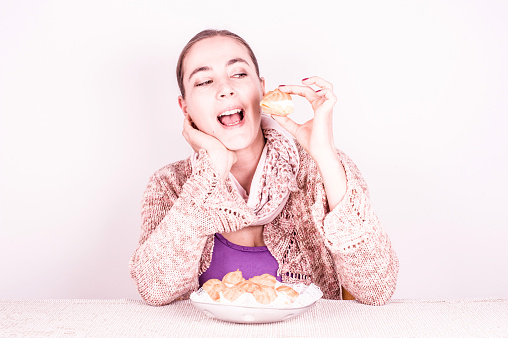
[
  {"left": 316, "top": 89, "right": 322, "bottom": 92},
  {"left": 302, "top": 78, "right": 309, "bottom": 81},
  {"left": 278, "top": 84, "right": 286, "bottom": 87}
]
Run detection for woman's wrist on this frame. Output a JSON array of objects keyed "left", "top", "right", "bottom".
[
  {"left": 310, "top": 146, "right": 339, "bottom": 166},
  {"left": 206, "top": 147, "right": 236, "bottom": 181}
]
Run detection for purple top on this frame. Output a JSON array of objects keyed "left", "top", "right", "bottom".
[{"left": 198, "top": 233, "right": 282, "bottom": 286}]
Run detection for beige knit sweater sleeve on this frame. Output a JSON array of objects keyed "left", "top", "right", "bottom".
[
  {"left": 129, "top": 150, "right": 255, "bottom": 306},
  {"left": 310, "top": 150, "right": 399, "bottom": 306}
]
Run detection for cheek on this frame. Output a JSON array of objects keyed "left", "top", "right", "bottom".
[
  {"left": 242, "top": 83, "right": 263, "bottom": 105},
  {"left": 253, "top": 83, "right": 264, "bottom": 102},
  {"left": 187, "top": 108, "right": 215, "bottom": 133},
  {"left": 251, "top": 90, "right": 264, "bottom": 110}
]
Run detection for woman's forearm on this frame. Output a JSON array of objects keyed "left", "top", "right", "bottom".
[
  {"left": 317, "top": 151, "right": 399, "bottom": 305},
  {"left": 130, "top": 153, "right": 255, "bottom": 305},
  {"left": 313, "top": 149, "right": 347, "bottom": 211}
]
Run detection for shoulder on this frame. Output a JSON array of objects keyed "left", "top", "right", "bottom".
[{"left": 145, "top": 157, "right": 193, "bottom": 197}]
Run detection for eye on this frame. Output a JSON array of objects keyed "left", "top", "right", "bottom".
[
  {"left": 196, "top": 79, "right": 213, "bottom": 87},
  {"left": 232, "top": 73, "right": 247, "bottom": 79}
]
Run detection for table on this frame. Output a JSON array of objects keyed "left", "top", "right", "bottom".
[{"left": 1, "top": 298, "right": 507, "bottom": 337}]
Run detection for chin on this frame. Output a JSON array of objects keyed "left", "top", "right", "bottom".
[
  {"left": 223, "top": 139, "right": 253, "bottom": 152},
  {"left": 222, "top": 131, "right": 260, "bottom": 152}
]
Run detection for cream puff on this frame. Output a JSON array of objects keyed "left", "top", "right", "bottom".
[
  {"left": 249, "top": 273, "right": 277, "bottom": 288},
  {"left": 276, "top": 285, "right": 299, "bottom": 303},
  {"left": 222, "top": 269, "right": 245, "bottom": 285},
  {"left": 260, "top": 89, "right": 294, "bottom": 116},
  {"left": 222, "top": 285, "right": 245, "bottom": 302},
  {"left": 202, "top": 279, "right": 227, "bottom": 301},
  {"left": 235, "top": 280, "right": 262, "bottom": 293},
  {"left": 252, "top": 286, "right": 278, "bottom": 305}
]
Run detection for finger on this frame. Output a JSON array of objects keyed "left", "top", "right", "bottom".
[
  {"left": 183, "top": 117, "right": 207, "bottom": 149},
  {"left": 316, "top": 87, "right": 337, "bottom": 103},
  {"left": 182, "top": 116, "right": 196, "bottom": 136},
  {"left": 182, "top": 118, "right": 196, "bottom": 147},
  {"left": 270, "top": 114, "right": 301, "bottom": 138},
  {"left": 302, "top": 76, "right": 333, "bottom": 91},
  {"left": 182, "top": 116, "right": 191, "bottom": 136},
  {"left": 278, "top": 84, "right": 320, "bottom": 103}
]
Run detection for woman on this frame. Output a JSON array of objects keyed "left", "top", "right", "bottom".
[{"left": 130, "top": 29, "right": 399, "bottom": 306}]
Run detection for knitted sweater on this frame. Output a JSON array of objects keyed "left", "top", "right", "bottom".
[{"left": 129, "top": 144, "right": 399, "bottom": 306}]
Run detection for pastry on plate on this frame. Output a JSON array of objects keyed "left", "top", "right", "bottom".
[
  {"left": 222, "top": 285, "right": 245, "bottom": 302},
  {"left": 249, "top": 273, "right": 277, "bottom": 288},
  {"left": 202, "top": 279, "right": 227, "bottom": 301},
  {"left": 252, "top": 286, "right": 278, "bottom": 305},
  {"left": 260, "top": 89, "right": 294, "bottom": 116},
  {"left": 201, "top": 271, "right": 301, "bottom": 306},
  {"left": 235, "top": 280, "right": 262, "bottom": 293},
  {"left": 276, "top": 285, "right": 300, "bottom": 303},
  {"left": 222, "top": 269, "right": 245, "bottom": 285}
]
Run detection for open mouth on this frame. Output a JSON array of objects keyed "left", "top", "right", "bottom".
[{"left": 217, "top": 108, "right": 245, "bottom": 127}]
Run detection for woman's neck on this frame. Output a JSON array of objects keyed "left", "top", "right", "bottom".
[{"left": 230, "top": 129, "right": 265, "bottom": 195}]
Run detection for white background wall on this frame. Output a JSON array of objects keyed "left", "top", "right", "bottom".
[{"left": 1, "top": 0, "right": 507, "bottom": 300}]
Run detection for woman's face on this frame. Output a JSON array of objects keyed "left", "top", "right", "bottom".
[{"left": 178, "top": 36, "right": 265, "bottom": 152}]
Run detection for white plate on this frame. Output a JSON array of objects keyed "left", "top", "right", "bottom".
[
  {"left": 191, "top": 299, "right": 317, "bottom": 324},
  {"left": 190, "top": 283, "right": 323, "bottom": 324}
]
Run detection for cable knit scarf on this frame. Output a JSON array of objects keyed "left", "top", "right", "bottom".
[{"left": 191, "top": 114, "right": 300, "bottom": 226}]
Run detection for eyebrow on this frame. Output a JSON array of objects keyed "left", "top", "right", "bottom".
[
  {"left": 227, "top": 58, "right": 249, "bottom": 67},
  {"left": 188, "top": 58, "right": 250, "bottom": 81}
]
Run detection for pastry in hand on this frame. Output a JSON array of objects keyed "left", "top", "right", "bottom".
[{"left": 260, "top": 89, "right": 294, "bottom": 116}]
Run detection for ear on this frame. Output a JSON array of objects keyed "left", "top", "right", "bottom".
[
  {"left": 178, "top": 95, "right": 188, "bottom": 117},
  {"left": 260, "top": 77, "right": 266, "bottom": 96}
]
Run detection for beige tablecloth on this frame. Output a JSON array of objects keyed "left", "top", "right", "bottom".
[{"left": 1, "top": 298, "right": 507, "bottom": 337}]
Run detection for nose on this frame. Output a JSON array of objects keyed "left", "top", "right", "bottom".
[{"left": 217, "top": 79, "right": 235, "bottom": 99}]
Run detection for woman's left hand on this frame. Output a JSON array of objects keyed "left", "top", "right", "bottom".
[
  {"left": 273, "top": 76, "right": 347, "bottom": 210},
  {"left": 271, "top": 76, "right": 338, "bottom": 162}
]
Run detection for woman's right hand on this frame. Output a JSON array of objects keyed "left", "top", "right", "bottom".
[{"left": 182, "top": 116, "right": 237, "bottom": 180}]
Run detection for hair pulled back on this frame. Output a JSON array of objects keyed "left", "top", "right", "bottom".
[{"left": 176, "top": 29, "right": 260, "bottom": 98}]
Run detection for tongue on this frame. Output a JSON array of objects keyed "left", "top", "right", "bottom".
[{"left": 219, "top": 113, "right": 241, "bottom": 126}]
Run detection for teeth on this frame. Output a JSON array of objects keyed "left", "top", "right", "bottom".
[{"left": 219, "top": 108, "right": 242, "bottom": 117}]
